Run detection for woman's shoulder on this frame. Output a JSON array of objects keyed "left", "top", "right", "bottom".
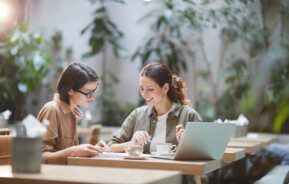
[
  {"left": 38, "top": 100, "right": 60, "bottom": 116},
  {"left": 131, "top": 105, "right": 151, "bottom": 116},
  {"left": 181, "top": 104, "right": 198, "bottom": 114},
  {"left": 177, "top": 104, "right": 202, "bottom": 121}
]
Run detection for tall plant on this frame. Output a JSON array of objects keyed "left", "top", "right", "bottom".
[
  {"left": 240, "top": 0, "right": 289, "bottom": 132},
  {"left": 207, "top": 0, "right": 289, "bottom": 132},
  {"left": 132, "top": 0, "right": 254, "bottom": 115},
  {"left": 0, "top": 24, "right": 51, "bottom": 121},
  {"left": 192, "top": 0, "right": 289, "bottom": 132},
  {"left": 132, "top": 0, "right": 197, "bottom": 74},
  {"left": 81, "top": 0, "right": 128, "bottom": 126},
  {"left": 192, "top": 0, "right": 256, "bottom": 120}
]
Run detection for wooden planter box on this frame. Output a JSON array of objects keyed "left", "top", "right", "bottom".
[
  {"left": 0, "top": 135, "right": 12, "bottom": 165},
  {"left": 232, "top": 125, "right": 248, "bottom": 138}
]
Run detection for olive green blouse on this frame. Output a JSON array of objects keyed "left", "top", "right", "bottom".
[{"left": 109, "top": 103, "right": 202, "bottom": 153}]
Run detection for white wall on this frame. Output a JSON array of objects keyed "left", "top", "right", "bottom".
[
  {"left": 27, "top": 0, "right": 101, "bottom": 69},
  {"left": 27, "top": 0, "right": 151, "bottom": 120}
]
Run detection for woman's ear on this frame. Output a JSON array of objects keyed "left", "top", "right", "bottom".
[
  {"left": 68, "top": 89, "right": 74, "bottom": 96},
  {"left": 163, "top": 83, "right": 169, "bottom": 94}
]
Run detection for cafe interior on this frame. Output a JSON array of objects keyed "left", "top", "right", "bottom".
[{"left": 1, "top": 0, "right": 289, "bottom": 184}]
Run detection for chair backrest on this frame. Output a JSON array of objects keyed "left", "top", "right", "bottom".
[
  {"left": 0, "top": 135, "right": 12, "bottom": 165},
  {"left": 88, "top": 124, "right": 102, "bottom": 145},
  {"left": 0, "top": 129, "right": 11, "bottom": 136}
]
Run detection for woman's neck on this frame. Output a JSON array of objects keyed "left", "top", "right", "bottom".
[
  {"left": 69, "top": 100, "right": 77, "bottom": 112},
  {"left": 154, "top": 98, "right": 173, "bottom": 116}
]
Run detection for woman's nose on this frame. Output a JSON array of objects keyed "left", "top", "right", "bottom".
[{"left": 141, "top": 89, "right": 149, "bottom": 96}]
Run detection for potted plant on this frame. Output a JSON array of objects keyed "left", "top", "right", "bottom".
[
  {"left": 82, "top": 0, "right": 129, "bottom": 126},
  {"left": 0, "top": 24, "right": 51, "bottom": 121}
]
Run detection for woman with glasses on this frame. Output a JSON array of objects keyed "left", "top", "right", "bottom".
[
  {"left": 37, "top": 62, "right": 110, "bottom": 164},
  {"left": 109, "top": 62, "right": 202, "bottom": 154}
]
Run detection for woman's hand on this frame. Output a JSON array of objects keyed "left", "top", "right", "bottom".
[
  {"left": 68, "top": 144, "right": 105, "bottom": 157},
  {"left": 96, "top": 140, "right": 111, "bottom": 152},
  {"left": 176, "top": 125, "right": 185, "bottom": 142},
  {"left": 131, "top": 131, "right": 150, "bottom": 145}
]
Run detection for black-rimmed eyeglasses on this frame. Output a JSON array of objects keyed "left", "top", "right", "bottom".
[{"left": 76, "top": 83, "right": 100, "bottom": 99}]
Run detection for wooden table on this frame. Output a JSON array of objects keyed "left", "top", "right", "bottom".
[
  {"left": 68, "top": 155, "right": 221, "bottom": 184},
  {"left": 227, "top": 141, "right": 262, "bottom": 154},
  {"left": 230, "top": 136, "right": 276, "bottom": 147},
  {"left": 68, "top": 156, "right": 220, "bottom": 176},
  {"left": 0, "top": 165, "right": 182, "bottom": 184},
  {"left": 222, "top": 148, "right": 246, "bottom": 162}
]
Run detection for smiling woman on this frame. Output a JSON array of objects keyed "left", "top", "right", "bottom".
[
  {"left": 109, "top": 62, "right": 202, "bottom": 154},
  {"left": 37, "top": 62, "right": 110, "bottom": 165}
]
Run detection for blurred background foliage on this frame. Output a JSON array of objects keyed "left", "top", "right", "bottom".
[
  {"left": 132, "top": 0, "right": 197, "bottom": 74},
  {"left": 82, "top": 0, "right": 135, "bottom": 126},
  {"left": 132, "top": 0, "right": 289, "bottom": 132},
  {"left": 0, "top": 24, "right": 51, "bottom": 121},
  {"left": 205, "top": 0, "right": 289, "bottom": 133},
  {"left": 0, "top": 0, "right": 288, "bottom": 132}
]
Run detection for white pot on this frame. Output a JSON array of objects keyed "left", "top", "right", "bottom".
[{"left": 0, "top": 119, "right": 8, "bottom": 129}]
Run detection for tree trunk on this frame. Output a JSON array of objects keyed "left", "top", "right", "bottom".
[{"left": 101, "top": 41, "right": 107, "bottom": 123}]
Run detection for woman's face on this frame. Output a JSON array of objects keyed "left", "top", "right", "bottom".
[
  {"left": 139, "top": 76, "right": 169, "bottom": 107},
  {"left": 69, "top": 81, "right": 99, "bottom": 108}
]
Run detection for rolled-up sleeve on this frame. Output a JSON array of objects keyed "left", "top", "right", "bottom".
[
  {"left": 37, "top": 105, "right": 58, "bottom": 163},
  {"left": 108, "top": 109, "right": 137, "bottom": 146}
]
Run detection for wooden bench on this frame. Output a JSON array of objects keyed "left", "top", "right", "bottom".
[
  {"left": 254, "top": 165, "right": 289, "bottom": 184},
  {"left": 230, "top": 137, "right": 276, "bottom": 147},
  {"left": 227, "top": 141, "right": 262, "bottom": 154},
  {"left": 222, "top": 148, "right": 246, "bottom": 162}
]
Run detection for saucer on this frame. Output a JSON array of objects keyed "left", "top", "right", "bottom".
[
  {"left": 123, "top": 155, "right": 148, "bottom": 160},
  {"left": 151, "top": 153, "right": 175, "bottom": 157}
]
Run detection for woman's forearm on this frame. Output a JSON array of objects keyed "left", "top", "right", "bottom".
[
  {"left": 42, "top": 148, "right": 72, "bottom": 165},
  {"left": 110, "top": 141, "right": 131, "bottom": 152}
]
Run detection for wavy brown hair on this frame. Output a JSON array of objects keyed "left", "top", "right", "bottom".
[{"left": 141, "top": 62, "right": 190, "bottom": 105}]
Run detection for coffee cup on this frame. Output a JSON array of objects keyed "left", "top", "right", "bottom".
[
  {"left": 156, "top": 143, "right": 177, "bottom": 155},
  {"left": 125, "top": 145, "right": 144, "bottom": 157}
]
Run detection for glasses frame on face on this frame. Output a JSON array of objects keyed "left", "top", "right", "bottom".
[{"left": 75, "top": 82, "right": 100, "bottom": 99}]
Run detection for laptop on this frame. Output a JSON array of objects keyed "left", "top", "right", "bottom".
[{"left": 151, "top": 122, "right": 236, "bottom": 160}]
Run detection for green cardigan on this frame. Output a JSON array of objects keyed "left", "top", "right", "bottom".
[{"left": 109, "top": 103, "right": 202, "bottom": 153}]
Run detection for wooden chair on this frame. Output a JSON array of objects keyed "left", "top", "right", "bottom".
[
  {"left": 88, "top": 124, "right": 102, "bottom": 145},
  {"left": 0, "top": 129, "right": 11, "bottom": 136},
  {"left": 0, "top": 134, "right": 12, "bottom": 165}
]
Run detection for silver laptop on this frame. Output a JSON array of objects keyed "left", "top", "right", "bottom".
[{"left": 152, "top": 122, "right": 236, "bottom": 160}]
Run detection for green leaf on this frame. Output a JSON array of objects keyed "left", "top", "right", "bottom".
[
  {"left": 273, "top": 105, "right": 289, "bottom": 133},
  {"left": 183, "top": 0, "right": 196, "bottom": 5},
  {"left": 81, "top": 23, "right": 92, "bottom": 35}
]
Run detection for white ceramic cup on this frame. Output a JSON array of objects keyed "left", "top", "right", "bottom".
[{"left": 156, "top": 143, "right": 177, "bottom": 155}]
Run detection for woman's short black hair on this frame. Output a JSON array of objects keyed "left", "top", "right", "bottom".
[{"left": 57, "top": 62, "right": 99, "bottom": 104}]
